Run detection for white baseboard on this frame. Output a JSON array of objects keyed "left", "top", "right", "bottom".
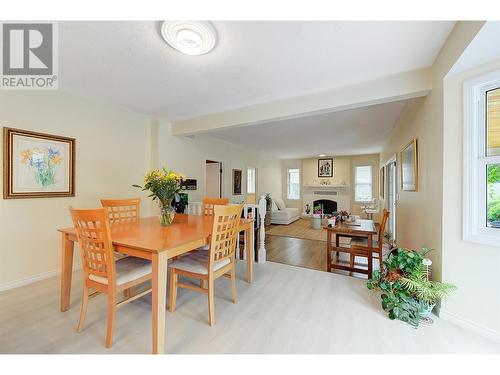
[
  {"left": 440, "top": 309, "right": 500, "bottom": 344},
  {"left": 0, "top": 264, "right": 82, "bottom": 293}
]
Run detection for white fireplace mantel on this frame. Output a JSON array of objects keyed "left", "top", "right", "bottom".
[{"left": 302, "top": 184, "right": 351, "bottom": 213}]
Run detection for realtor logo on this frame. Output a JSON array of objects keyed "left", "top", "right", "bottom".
[{"left": 1, "top": 22, "right": 58, "bottom": 89}]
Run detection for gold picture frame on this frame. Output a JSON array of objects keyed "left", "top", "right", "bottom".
[
  {"left": 400, "top": 138, "right": 418, "bottom": 191},
  {"left": 3, "top": 127, "right": 75, "bottom": 199},
  {"left": 379, "top": 166, "right": 385, "bottom": 198}
]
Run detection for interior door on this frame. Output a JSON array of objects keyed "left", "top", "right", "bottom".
[{"left": 206, "top": 161, "right": 222, "bottom": 198}]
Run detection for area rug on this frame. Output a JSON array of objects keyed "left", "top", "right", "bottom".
[{"left": 267, "top": 218, "right": 350, "bottom": 244}]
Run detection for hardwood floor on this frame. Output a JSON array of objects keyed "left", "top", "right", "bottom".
[
  {"left": 1, "top": 260, "right": 498, "bottom": 354},
  {"left": 266, "top": 232, "right": 377, "bottom": 278}
]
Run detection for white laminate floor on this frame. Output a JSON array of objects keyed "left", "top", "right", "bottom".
[{"left": 1, "top": 261, "right": 499, "bottom": 354}]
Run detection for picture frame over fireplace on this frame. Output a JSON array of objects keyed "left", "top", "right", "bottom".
[{"left": 318, "top": 158, "right": 333, "bottom": 178}]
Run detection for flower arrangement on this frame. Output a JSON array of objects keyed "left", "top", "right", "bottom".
[
  {"left": 21, "top": 147, "right": 62, "bottom": 187},
  {"left": 133, "top": 167, "right": 185, "bottom": 225}
]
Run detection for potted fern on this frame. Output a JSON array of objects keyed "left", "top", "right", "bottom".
[
  {"left": 399, "top": 256, "right": 456, "bottom": 318},
  {"left": 367, "top": 247, "right": 456, "bottom": 326}
]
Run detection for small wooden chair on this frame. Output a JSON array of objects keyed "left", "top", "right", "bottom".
[
  {"left": 100, "top": 198, "right": 141, "bottom": 224},
  {"left": 201, "top": 197, "right": 229, "bottom": 216},
  {"left": 350, "top": 208, "right": 390, "bottom": 271},
  {"left": 69, "top": 207, "right": 152, "bottom": 348},
  {"left": 168, "top": 204, "right": 243, "bottom": 326}
]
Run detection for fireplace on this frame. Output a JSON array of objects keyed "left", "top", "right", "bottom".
[{"left": 313, "top": 199, "right": 337, "bottom": 215}]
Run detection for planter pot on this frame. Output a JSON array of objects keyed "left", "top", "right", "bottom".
[
  {"left": 419, "top": 303, "right": 436, "bottom": 318},
  {"left": 311, "top": 216, "right": 322, "bottom": 230}
]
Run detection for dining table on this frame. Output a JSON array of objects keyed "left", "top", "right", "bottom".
[
  {"left": 57, "top": 213, "right": 254, "bottom": 354},
  {"left": 324, "top": 218, "right": 377, "bottom": 278}
]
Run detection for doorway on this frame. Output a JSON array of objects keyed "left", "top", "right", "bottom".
[
  {"left": 386, "top": 159, "right": 397, "bottom": 243},
  {"left": 205, "top": 160, "right": 222, "bottom": 198}
]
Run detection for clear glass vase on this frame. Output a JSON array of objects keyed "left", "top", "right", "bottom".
[{"left": 159, "top": 203, "right": 175, "bottom": 226}]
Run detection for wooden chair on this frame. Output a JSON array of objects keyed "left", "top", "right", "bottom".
[
  {"left": 350, "top": 208, "right": 390, "bottom": 271},
  {"left": 69, "top": 207, "right": 152, "bottom": 348},
  {"left": 246, "top": 193, "right": 256, "bottom": 204},
  {"left": 201, "top": 197, "right": 229, "bottom": 216},
  {"left": 100, "top": 198, "right": 140, "bottom": 224},
  {"left": 168, "top": 204, "right": 243, "bottom": 326}
]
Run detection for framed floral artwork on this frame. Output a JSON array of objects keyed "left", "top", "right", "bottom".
[
  {"left": 400, "top": 138, "right": 418, "bottom": 191},
  {"left": 3, "top": 127, "right": 75, "bottom": 198}
]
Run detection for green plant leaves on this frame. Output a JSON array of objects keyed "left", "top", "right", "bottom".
[{"left": 366, "top": 247, "right": 456, "bottom": 328}]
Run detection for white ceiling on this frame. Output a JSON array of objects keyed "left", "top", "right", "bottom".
[
  {"left": 59, "top": 21, "right": 454, "bottom": 121},
  {"left": 208, "top": 99, "right": 411, "bottom": 159}
]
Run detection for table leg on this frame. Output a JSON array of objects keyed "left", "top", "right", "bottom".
[
  {"left": 335, "top": 233, "right": 340, "bottom": 260},
  {"left": 60, "top": 232, "right": 75, "bottom": 312},
  {"left": 326, "top": 230, "right": 332, "bottom": 272},
  {"left": 367, "top": 234, "right": 373, "bottom": 279},
  {"left": 245, "top": 227, "right": 253, "bottom": 283},
  {"left": 152, "top": 252, "right": 168, "bottom": 354}
]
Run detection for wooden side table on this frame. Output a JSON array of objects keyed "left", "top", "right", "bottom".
[{"left": 324, "top": 219, "right": 377, "bottom": 278}]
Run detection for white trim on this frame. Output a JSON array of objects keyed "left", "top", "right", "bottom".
[
  {"left": 463, "top": 70, "right": 500, "bottom": 247},
  {"left": 440, "top": 309, "right": 500, "bottom": 344},
  {"left": 0, "top": 264, "right": 81, "bottom": 293}
]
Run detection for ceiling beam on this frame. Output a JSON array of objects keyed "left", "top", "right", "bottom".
[{"left": 171, "top": 68, "right": 432, "bottom": 136}]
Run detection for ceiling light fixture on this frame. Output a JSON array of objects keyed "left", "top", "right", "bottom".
[
  {"left": 161, "top": 21, "right": 217, "bottom": 56},
  {"left": 319, "top": 154, "right": 326, "bottom": 157}
]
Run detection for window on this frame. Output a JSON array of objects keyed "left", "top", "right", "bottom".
[
  {"left": 464, "top": 71, "right": 500, "bottom": 246},
  {"left": 287, "top": 168, "right": 300, "bottom": 200},
  {"left": 247, "top": 168, "right": 256, "bottom": 194},
  {"left": 355, "top": 166, "right": 372, "bottom": 202}
]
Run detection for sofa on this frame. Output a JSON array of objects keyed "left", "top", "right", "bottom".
[{"left": 270, "top": 197, "right": 300, "bottom": 225}]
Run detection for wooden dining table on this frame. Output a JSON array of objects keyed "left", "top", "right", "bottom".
[
  {"left": 324, "top": 219, "right": 377, "bottom": 278},
  {"left": 57, "top": 214, "right": 254, "bottom": 354}
]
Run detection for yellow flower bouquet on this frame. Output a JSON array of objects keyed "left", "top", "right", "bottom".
[{"left": 133, "top": 167, "right": 186, "bottom": 225}]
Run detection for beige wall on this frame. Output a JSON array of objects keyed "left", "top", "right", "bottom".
[
  {"left": 0, "top": 90, "right": 151, "bottom": 289},
  {"left": 441, "top": 58, "right": 500, "bottom": 334},
  {"left": 378, "top": 22, "right": 484, "bottom": 287},
  {"left": 156, "top": 121, "right": 282, "bottom": 206},
  {"left": 281, "top": 154, "right": 379, "bottom": 217}
]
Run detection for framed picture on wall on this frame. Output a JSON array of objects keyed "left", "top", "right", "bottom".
[
  {"left": 318, "top": 158, "right": 333, "bottom": 177},
  {"left": 400, "top": 138, "right": 418, "bottom": 191},
  {"left": 3, "top": 127, "right": 75, "bottom": 198},
  {"left": 232, "top": 169, "right": 242, "bottom": 195},
  {"left": 379, "top": 166, "right": 385, "bottom": 198}
]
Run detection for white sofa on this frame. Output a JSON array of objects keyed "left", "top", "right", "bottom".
[{"left": 270, "top": 198, "right": 300, "bottom": 225}]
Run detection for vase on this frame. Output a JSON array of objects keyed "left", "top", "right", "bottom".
[
  {"left": 159, "top": 203, "right": 175, "bottom": 226},
  {"left": 419, "top": 303, "right": 436, "bottom": 318}
]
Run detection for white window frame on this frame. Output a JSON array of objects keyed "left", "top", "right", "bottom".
[
  {"left": 287, "top": 168, "right": 300, "bottom": 200},
  {"left": 247, "top": 167, "right": 256, "bottom": 194},
  {"left": 463, "top": 70, "right": 500, "bottom": 247},
  {"left": 354, "top": 165, "right": 373, "bottom": 202}
]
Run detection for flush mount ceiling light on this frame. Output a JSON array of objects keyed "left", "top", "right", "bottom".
[
  {"left": 161, "top": 21, "right": 217, "bottom": 56},
  {"left": 318, "top": 154, "right": 326, "bottom": 157}
]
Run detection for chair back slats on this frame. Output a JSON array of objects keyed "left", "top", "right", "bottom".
[
  {"left": 201, "top": 197, "right": 229, "bottom": 216},
  {"left": 209, "top": 204, "right": 243, "bottom": 264},
  {"left": 100, "top": 198, "right": 140, "bottom": 224},
  {"left": 378, "top": 209, "right": 390, "bottom": 246},
  {"left": 70, "top": 207, "right": 115, "bottom": 282}
]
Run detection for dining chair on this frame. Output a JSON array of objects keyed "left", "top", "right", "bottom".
[
  {"left": 100, "top": 198, "right": 141, "bottom": 224},
  {"left": 246, "top": 193, "right": 256, "bottom": 204},
  {"left": 168, "top": 204, "right": 243, "bottom": 326},
  {"left": 69, "top": 207, "right": 152, "bottom": 348},
  {"left": 201, "top": 197, "right": 229, "bottom": 216},
  {"left": 350, "top": 208, "right": 390, "bottom": 271}
]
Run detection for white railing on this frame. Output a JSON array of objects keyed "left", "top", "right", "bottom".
[{"left": 184, "top": 196, "right": 267, "bottom": 263}]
